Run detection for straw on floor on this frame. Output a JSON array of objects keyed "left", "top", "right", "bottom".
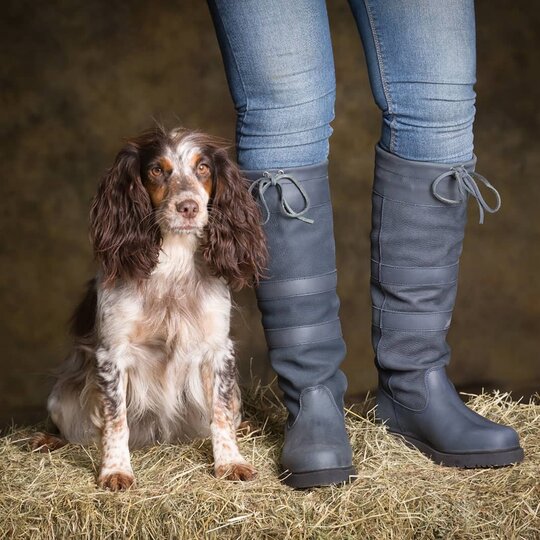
[{"left": 1, "top": 386, "right": 538, "bottom": 540}]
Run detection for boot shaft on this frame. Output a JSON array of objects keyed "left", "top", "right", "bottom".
[
  {"left": 243, "top": 162, "right": 348, "bottom": 419},
  {"left": 371, "top": 144, "right": 501, "bottom": 409}
]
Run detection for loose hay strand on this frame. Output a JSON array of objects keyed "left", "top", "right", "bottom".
[{"left": 1, "top": 390, "right": 539, "bottom": 540}]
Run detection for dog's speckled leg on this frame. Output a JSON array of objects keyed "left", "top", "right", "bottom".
[
  {"left": 204, "top": 344, "right": 257, "bottom": 481},
  {"left": 95, "top": 348, "right": 135, "bottom": 490}
]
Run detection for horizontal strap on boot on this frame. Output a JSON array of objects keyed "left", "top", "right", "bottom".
[
  {"left": 265, "top": 319, "right": 342, "bottom": 349},
  {"left": 257, "top": 271, "right": 337, "bottom": 301},
  {"left": 432, "top": 167, "right": 501, "bottom": 224},
  {"left": 248, "top": 170, "right": 314, "bottom": 225},
  {"left": 372, "top": 307, "right": 452, "bottom": 331},
  {"left": 371, "top": 261, "right": 459, "bottom": 286}
]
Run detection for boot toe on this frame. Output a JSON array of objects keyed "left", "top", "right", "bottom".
[
  {"left": 480, "top": 423, "right": 521, "bottom": 452},
  {"left": 446, "top": 422, "right": 521, "bottom": 454}
]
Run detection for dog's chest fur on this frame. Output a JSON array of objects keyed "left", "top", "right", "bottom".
[
  {"left": 100, "top": 235, "right": 230, "bottom": 352},
  {"left": 96, "top": 235, "right": 232, "bottom": 444}
]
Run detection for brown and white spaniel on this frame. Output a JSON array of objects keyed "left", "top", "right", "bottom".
[{"left": 30, "top": 126, "right": 267, "bottom": 490}]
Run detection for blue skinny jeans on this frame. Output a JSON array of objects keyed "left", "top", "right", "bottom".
[{"left": 207, "top": 0, "right": 477, "bottom": 169}]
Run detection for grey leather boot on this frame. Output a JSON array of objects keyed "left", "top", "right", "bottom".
[
  {"left": 244, "top": 162, "right": 356, "bottom": 488},
  {"left": 371, "top": 145, "right": 524, "bottom": 468}
]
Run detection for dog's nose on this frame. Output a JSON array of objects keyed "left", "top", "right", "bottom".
[{"left": 175, "top": 199, "right": 199, "bottom": 219}]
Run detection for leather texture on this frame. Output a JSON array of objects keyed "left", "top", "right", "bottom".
[
  {"left": 244, "top": 162, "right": 355, "bottom": 485},
  {"left": 281, "top": 386, "right": 353, "bottom": 473},
  {"left": 371, "top": 145, "right": 524, "bottom": 466},
  {"left": 377, "top": 368, "right": 521, "bottom": 453}
]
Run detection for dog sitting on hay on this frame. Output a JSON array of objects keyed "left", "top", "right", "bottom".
[{"left": 30, "top": 127, "right": 267, "bottom": 490}]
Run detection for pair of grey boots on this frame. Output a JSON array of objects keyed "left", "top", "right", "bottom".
[{"left": 244, "top": 147, "right": 524, "bottom": 489}]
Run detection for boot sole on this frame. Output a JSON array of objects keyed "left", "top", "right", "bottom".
[
  {"left": 389, "top": 430, "right": 525, "bottom": 468},
  {"left": 280, "top": 466, "right": 357, "bottom": 489}
]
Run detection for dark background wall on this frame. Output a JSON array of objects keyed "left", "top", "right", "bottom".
[{"left": 1, "top": 1, "right": 538, "bottom": 427}]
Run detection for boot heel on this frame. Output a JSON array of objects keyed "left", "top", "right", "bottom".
[{"left": 279, "top": 386, "right": 356, "bottom": 489}]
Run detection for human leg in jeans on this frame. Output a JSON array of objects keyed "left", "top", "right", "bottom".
[
  {"left": 207, "top": 0, "right": 355, "bottom": 487},
  {"left": 349, "top": 0, "right": 523, "bottom": 466}
]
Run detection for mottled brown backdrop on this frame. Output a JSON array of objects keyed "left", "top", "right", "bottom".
[{"left": 1, "top": 1, "right": 538, "bottom": 427}]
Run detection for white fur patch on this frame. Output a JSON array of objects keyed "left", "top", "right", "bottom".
[{"left": 49, "top": 233, "right": 233, "bottom": 448}]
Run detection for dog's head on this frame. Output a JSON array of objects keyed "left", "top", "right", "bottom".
[{"left": 90, "top": 126, "right": 267, "bottom": 289}]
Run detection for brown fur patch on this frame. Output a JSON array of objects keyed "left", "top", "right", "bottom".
[
  {"left": 89, "top": 130, "right": 163, "bottom": 287},
  {"left": 202, "top": 149, "right": 268, "bottom": 290},
  {"left": 159, "top": 157, "right": 173, "bottom": 173},
  {"left": 215, "top": 462, "right": 257, "bottom": 481},
  {"left": 192, "top": 152, "right": 213, "bottom": 196},
  {"left": 146, "top": 182, "right": 167, "bottom": 208},
  {"left": 201, "top": 175, "right": 213, "bottom": 196},
  {"left": 98, "top": 471, "right": 136, "bottom": 491},
  {"left": 29, "top": 432, "right": 67, "bottom": 452}
]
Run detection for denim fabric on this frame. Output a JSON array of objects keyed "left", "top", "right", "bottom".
[{"left": 207, "top": 0, "right": 477, "bottom": 168}]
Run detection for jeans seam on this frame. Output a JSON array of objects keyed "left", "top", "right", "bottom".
[
  {"left": 363, "top": 0, "right": 396, "bottom": 151},
  {"left": 215, "top": 10, "right": 249, "bottom": 151}
]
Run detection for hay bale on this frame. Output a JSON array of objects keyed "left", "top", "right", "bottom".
[{"left": 1, "top": 389, "right": 539, "bottom": 539}]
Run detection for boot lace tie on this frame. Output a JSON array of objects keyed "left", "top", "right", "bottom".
[
  {"left": 431, "top": 166, "right": 501, "bottom": 224},
  {"left": 248, "top": 170, "right": 314, "bottom": 225}
]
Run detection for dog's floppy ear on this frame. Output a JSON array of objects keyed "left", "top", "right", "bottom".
[
  {"left": 89, "top": 141, "right": 161, "bottom": 286},
  {"left": 203, "top": 149, "right": 267, "bottom": 290}
]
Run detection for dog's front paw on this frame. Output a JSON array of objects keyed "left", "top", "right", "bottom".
[
  {"left": 215, "top": 462, "right": 257, "bottom": 481},
  {"left": 97, "top": 471, "right": 136, "bottom": 491}
]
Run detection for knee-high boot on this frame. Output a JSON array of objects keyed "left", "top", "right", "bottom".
[
  {"left": 244, "top": 162, "right": 356, "bottom": 488},
  {"left": 370, "top": 145, "right": 524, "bottom": 467}
]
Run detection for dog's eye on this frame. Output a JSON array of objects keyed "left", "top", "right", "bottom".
[
  {"left": 197, "top": 163, "right": 210, "bottom": 175},
  {"left": 150, "top": 166, "right": 163, "bottom": 176}
]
